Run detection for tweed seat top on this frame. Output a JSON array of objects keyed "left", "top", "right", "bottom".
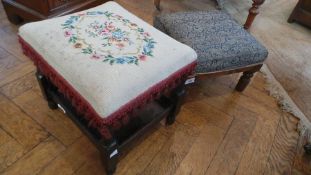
[
  {"left": 19, "top": 2, "right": 197, "bottom": 137},
  {"left": 154, "top": 11, "right": 268, "bottom": 73}
]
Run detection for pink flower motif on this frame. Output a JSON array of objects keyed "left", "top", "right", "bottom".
[
  {"left": 116, "top": 43, "right": 125, "bottom": 49},
  {"left": 106, "top": 25, "right": 115, "bottom": 31},
  {"left": 139, "top": 54, "right": 147, "bottom": 61},
  {"left": 91, "top": 53, "right": 101, "bottom": 60},
  {"left": 101, "top": 29, "right": 110, "bottom": 34},
  {"left": 143, "top": 32, "right": 150, "bottom": 37},
  {"left": 64, "top": 30, "right": 72, "bottom": 37}
]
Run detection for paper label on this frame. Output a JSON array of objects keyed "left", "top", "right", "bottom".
[
  {"left": 110, "top": 149, "right": 118, "bottom": 158},
  {"left": 57, "top": 104, "right": 66, "bottom": 114},
  {"left": 185, "top": 77, "right": 195, "bottom": 85}
]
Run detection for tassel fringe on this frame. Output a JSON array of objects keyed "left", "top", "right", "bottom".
[{"left": 260, "top": 64, "right": 311, "bottom": 146}]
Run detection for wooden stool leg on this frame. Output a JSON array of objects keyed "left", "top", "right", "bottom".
[
  {"left": 154, "top": 0, "right": 161, "bottom": 11},
  {"left": 244, "top": 0, "right": 265, "bottom": 29},
  {"left": 167, "top": 84, "right": 186, "bottom": 125},
  {"left": 36, "top": 71, "right": 58, "bottom": 109},
  {"left": 101, "top": 139, "right": 119, "bottom": 175},
  {"left": 235, "top": 71, "right": 255, "bottom": 92},
  {"left": 235, "top": 64, "right": 263, "bottom": 92}
]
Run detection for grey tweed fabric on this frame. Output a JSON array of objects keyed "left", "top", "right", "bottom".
[{"left": 153, "top": 11, "right": 268, "bottom": 73}]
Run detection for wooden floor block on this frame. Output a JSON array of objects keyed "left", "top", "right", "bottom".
[
  {"left": 174, "top": 125, "right": 226, "bottom": 175},
  {"left": 0, "top": 129, "right": 25, "bottom": 173},
  {"left": 116, "top": 128, "right": 168, "bottom": 175},
  {"left": 205, "top": 117, "right": 256, "bottom": 175},
  {"left": 0, "top": 72, "right": 38, "bottom": 99},
  {"left": 2, "top": 137, "right": 65, "bottom": 175},
  {"left": 141, "top": 123, "right": 200, "bottom": 175},
  {"left": 38, "top": 136, "right": 96, "bottom": 175},
  {"left": 0, "top": 94, "right": 48, "bottom": 151},
  {"left": 12, "top": 90, "right": 82, "bottom": 146}
]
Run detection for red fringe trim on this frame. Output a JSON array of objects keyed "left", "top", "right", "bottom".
[{"left": 19, "top": 36, "right": 197, "bottom": 139}]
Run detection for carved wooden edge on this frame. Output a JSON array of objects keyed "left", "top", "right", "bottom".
[{"left": 244, "top": 0, "right": 265, "bottom": 29}]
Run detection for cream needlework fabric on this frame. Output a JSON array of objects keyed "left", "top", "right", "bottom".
[{"left": 19, "top": 1, "right": 197, "bottom": 119}]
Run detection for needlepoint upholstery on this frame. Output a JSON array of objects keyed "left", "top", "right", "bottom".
[
  {"left": 153, "top": 11, "right": 268, "bottom": 73},
  {"left": 19, "top": 2, "right": 197, "bottom": 138}
]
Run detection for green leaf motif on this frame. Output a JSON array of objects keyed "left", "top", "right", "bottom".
[{"left": 82, "top": 47, "right": 93, "bottom": 54}]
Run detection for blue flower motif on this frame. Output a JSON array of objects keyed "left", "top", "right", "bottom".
[
  {"left": 116, "top": 57, "right": 126, "bottom": 64},
  {"left": 112, "top": 31, "right": 125, "bottom": 40}
]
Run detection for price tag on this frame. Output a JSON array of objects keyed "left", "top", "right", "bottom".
[
  {"left": 57, "top": 104, "right": 66, "bottom": 114},
  {"left": 110, "top": 149, "right": 118, "bottom": 158},
  {"left": 185, "top": 77, "right": 195, "bottom": 85}
]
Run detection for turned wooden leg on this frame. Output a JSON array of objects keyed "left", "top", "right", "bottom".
[
  {"left": 101, "top": 139, "right": 119, "bottom": 175},
  {"left": 235, "top": 71, "right": 254, "bottom": 92},
  {"left": 167, "top": 84, "right": 186, "bottom": 125},
  {"left": 235, "top": 64, "right": 262, "bottom": 92},
  {"left": 36, "top": 71, "right": 58, "bottom": 110},
  {"left": 244, "top": 0, "right": 265, "bottom": 29},
  {"left": 154, "top": 0, "right": 161, "bottom": 11}
]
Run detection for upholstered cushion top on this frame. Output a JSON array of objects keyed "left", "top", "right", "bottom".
[
  {"left": 19, "top": 2, "right": 197, "bottom": 120},
  {"left": 154, "top": 11, "right": 268, "bottom": 73}
]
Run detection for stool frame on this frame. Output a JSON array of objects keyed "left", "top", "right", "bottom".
[{"left": 36, "top": 69, "right": 186, "bottom": 175}]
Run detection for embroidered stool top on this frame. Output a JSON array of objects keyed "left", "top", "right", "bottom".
[{"left": 19, "top": 1, "right": 197, "bottom": 138}]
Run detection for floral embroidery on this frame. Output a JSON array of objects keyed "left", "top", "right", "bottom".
[{"left": 62, "top": 11, "right": 156, "bottom": 65}]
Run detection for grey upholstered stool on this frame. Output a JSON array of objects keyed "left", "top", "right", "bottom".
[{"left": 154, "top": 11, "right": 268, "bottom": 91}]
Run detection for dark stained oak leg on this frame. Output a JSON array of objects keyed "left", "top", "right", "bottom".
[
  {"left": 154, "top": 0, "right": 161, "bottom": 11},
  {"left": 101, "top": 139, "right": 119, "bottom": 175},
  {"left": 235, "top": 71, "right": 254, "bottom": 92},
  {"left": 166, "top": 84, "right": 186, "bottom": 125},
  {"left": 244, "top": 0, "right": 265, "bottom": 29},
  {"left": 36, "top": 71, "right": 58, "bottom": 110},
  {"left": 235, "top": 64, "right": 262, "bottom": 92}
]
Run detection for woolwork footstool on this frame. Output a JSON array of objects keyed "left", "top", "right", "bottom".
[{"left": 18, "top": 2, "right": 197, "bottom": 174}]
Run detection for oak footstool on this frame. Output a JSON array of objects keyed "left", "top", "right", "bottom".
[{"left": 18, "top": 2, "right": 197, "bottom": 174}]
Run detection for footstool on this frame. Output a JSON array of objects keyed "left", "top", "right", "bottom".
[
  {"left": 154, "top": 11, "right": 268, "bottom": 91},
  {"left": 18, "top": 2, "right": 197, "bottom": 174}
]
